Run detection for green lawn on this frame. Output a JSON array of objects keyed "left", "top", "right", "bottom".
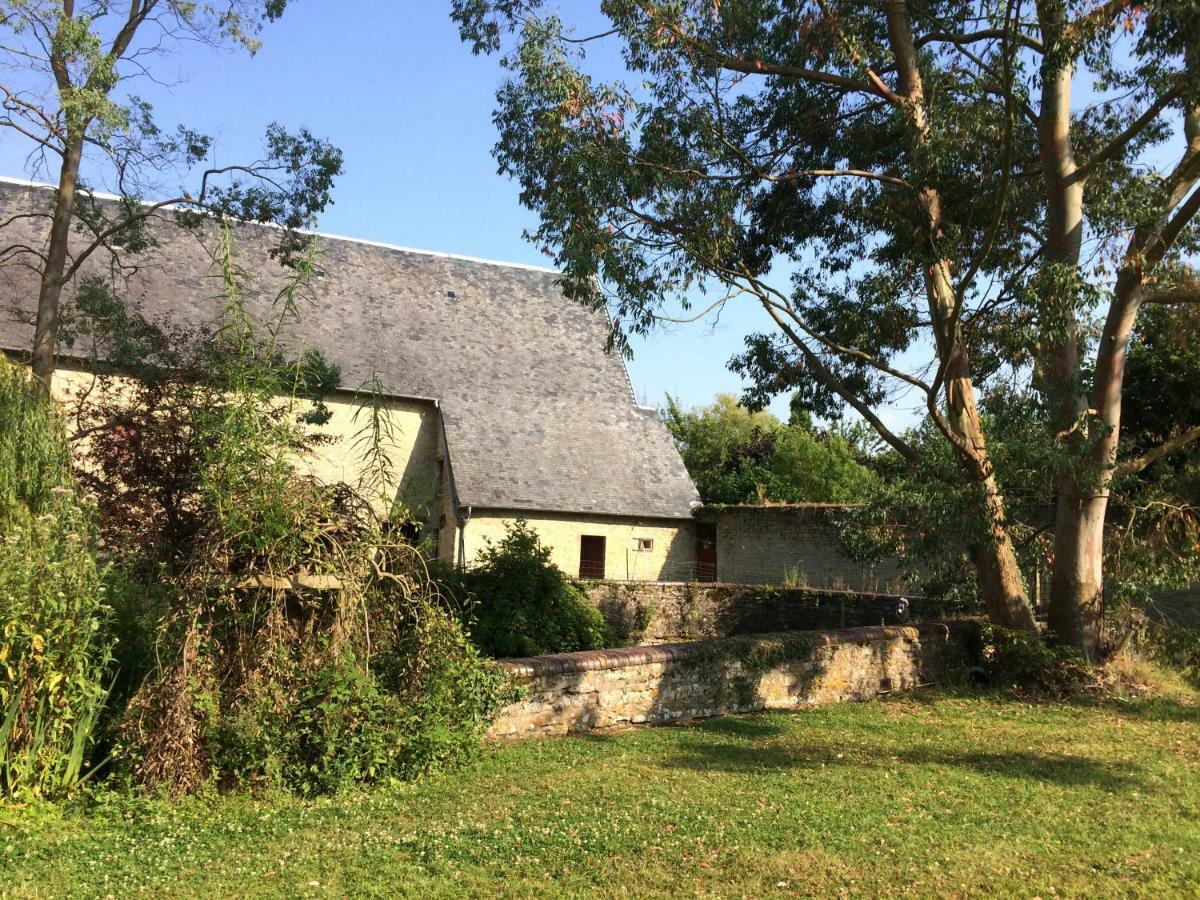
[{"left": 3, "top": 689, "right": 1198, "bottom": 898}]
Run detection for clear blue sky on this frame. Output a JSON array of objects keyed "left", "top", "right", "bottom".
[{"left": 1, "top": 2, "right": 925, "bottom": 425}]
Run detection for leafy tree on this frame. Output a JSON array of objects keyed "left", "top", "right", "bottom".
[
  {"left": 1108, "top": 303, "right": 1199, "bottom": 602},
  {"left": 453, "top": 0, "right": 1200, "bottom": 659},
  {"left": 0, "top": 0, "right": 343, "bottom": 390},
  {"left": 663, "top": 392, "right": 875, "bottom": 504},
  {"left": 1122, "top": 303, "right": 1200, "bottom": 480}
]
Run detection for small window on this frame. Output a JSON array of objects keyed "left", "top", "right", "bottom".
[
  {"left": 579, "top": 535, "right": 606, "bottom": 579},
  {"left": 635, "top": 537, "right": 654, "bottom": 552}
]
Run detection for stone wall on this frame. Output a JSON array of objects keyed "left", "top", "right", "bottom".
[
  {"left": 580, "top": 580, "right": 947, "bottom": 645},
  {"left": 488, "top": 621, "right": 976, "bottom": 739},
  {"left": 708, "top": 505, "right": 907, "bottom": 589}
]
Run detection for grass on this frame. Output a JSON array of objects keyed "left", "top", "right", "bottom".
[{"left": 2, "top": 687, "right": 1198, "bottom": 898}]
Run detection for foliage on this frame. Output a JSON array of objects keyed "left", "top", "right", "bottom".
[
  {"left": 452, "top": 0, "right": 1200, "bottom": 654},
  {"left": 64, "top": 277, "right": 341, "bottom": 573},
  {"left": 110, "top": 228, "right": 509, "bottom": 796},
  {"left": 835, "top": 411, "right": 1049, "bottom": 613},
  {"left": 974, "top": 625, "right": 1096, "bottom": 697},
  {"left": 447, "top": 519, "right": 612, "bottom": 658},
  {"left": 663, "top": 393, "right": 876, "bottom": 505},
  {"left": 1144, "top": 618, "right": 1200, "bottom": 691},
  {"left": 1106, "top": 303, "right": 1200, "bottom": 612},
  {"left": 4, "top": 694, "right": 1199, "bottom": 895},
  {"left": 0, "top": 359, "right": 111, "bottom": 799},
  {"left": 0, "top": 0, "right": 342, "bottom": 385}
]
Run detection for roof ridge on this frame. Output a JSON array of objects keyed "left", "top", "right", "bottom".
[{"left": 0, "top": 174, "right": 561, "bottom": 275}]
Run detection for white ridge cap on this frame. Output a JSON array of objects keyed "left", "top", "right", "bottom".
[{"left": 0, "top": 173, "right": 561, "bottom": 275}]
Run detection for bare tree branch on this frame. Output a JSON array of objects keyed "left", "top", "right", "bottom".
[
  {"left": 1113, "top": 425, "right": 1200, "bottom": 479},
  {"left": 1071, "top": 85, "right": 1182, "bottom": 183}
]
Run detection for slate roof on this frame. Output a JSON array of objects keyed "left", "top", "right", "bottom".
[{"left": 0, "top": 179, "right": 700, "bottom": 520}]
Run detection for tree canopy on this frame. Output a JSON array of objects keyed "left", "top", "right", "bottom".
[
  {"left": 663, "top": 393, "right": 876, "bottom": 505},
  {"left": 454, "top": 0, "right": 1200, "bottom": 658},
  {"left": 0, "top": 0, "right": 342, "bottom": 388}
]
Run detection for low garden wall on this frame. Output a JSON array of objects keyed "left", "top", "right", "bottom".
[
  {"left": 488, "top": 621, "right": 976, "bottom": 739},
  {"left": 580, "top": 580, "right": 954, "bottom": 645}
]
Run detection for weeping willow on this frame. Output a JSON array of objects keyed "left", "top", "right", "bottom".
[{"left": 0, "top": 357, "right": 111, "bottom": 799}]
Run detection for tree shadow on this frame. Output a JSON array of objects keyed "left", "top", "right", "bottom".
[
  {"left": 903, "top": 684, "right": 1200, "bottom": 725},
  {"left": 1062, "top": 694, "right": 1200, "bottom": 724},
  {"left": 687, "top": 714, "right": 790, "bottom": 739},
  {"left": 658, "top": 735, "right": 1145, "bottom": 790}
]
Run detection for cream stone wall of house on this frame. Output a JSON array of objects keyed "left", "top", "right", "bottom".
[
  {"left": 46, "top": 365, "right": 695, "bottom": 579},
  {"left": 450, "top": 509, "right": 697, "bottom": 582},
  {"left": 710, "top": 505, "right": 909, "bottom": 591},
  {"left": 301, "top": 390, "right": 441, "bottom": 520},
  {"left": 50, "top": 366, "right": 441, "bottom": 521}
]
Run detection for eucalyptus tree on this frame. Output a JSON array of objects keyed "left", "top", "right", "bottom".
[
  {"left": 453, "top": 0, "right": 1200, "bottom": 658},
  {"left": 0, "top": 0, "right": 342, "bottom": 390}
]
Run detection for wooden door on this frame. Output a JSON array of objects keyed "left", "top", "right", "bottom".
[
  {"left": 579, "top": 535, "right": 606, "bottom": 579},
  {"left": 695, "top": 524, "right": 717, "bottom": 582}
]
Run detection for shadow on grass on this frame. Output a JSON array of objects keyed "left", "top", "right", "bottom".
[
  {"left": 904, "top": 683, "right": 1200, "bottom": 725},
  {"left": 1065, "top": 696, "right": 1200, "bottom": 724},
  {"left": 659, "top": 735, "right": 1143, "bottom": 790},
  {"left": 687, "top": 715, "right": 790, "bottom": 739}
]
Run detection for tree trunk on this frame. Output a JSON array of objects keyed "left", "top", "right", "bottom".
[
  {"left": 927, "top": 260, "right": 1038, "bottom": 633},
  {"left": 970, "top": 471, "right": 1041, "bottom": 633},
  {"left": 30, "top": 133, "right": 85, "bottom": 393},
  {"left": 1048, "top": 493, "right": 1106, "bottom": 657},
  {"left": 1047, "top": 269, "right": 1144, "bottom": 659},
  {"left": 884, "top": 0, "right": 1036, "bottom": 633},
  {"left": 1036, "top": 5, "right": 1101, "bottom": 655}
]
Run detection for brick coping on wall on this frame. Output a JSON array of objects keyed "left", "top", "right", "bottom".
[{"left": 496, "top": 621, "right": 965, "bottom": 678}]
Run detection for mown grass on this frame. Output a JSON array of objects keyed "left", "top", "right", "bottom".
[{"left": 2, "top": 687, "right": 1198, "bottom": 898}]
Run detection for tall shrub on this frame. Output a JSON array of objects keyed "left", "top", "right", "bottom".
[
  {"left": 0, "top": 359, "right": 111, "bottom": 799},
  {"left": 117, "top": 228, "right": 509, "bottom": 795},
  {"left": 452, "top": 519, "right": 612, "bottom": 658}
]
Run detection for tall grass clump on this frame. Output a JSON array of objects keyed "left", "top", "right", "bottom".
[{"left": 0, "top": 358, "right": 111, "bottom": 799}]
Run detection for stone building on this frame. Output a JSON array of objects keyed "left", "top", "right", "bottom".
[
  {"left": 697, "top": 504, "right": 909, "bottom": 591},
  {"left": 0, "top": 178, "right": 702, "bottom": 580}
]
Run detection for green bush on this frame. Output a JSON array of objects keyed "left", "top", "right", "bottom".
[
  {"left": 1145, "top": 622, "right": 1200, "bottom": 690},
  {"left": 450, "top": 519, "right": 612, "bottom": 657},
  {"left": 0, "top": 359, "right": 112, "bottom": 799},
  {"left": 975, "top": 625, "right": 1095, "bottom": 696},
  {"left": 199, "top": 610, "right": 512, "bottom": 797},
  {"left": 114, "top": 239, "right": 511, "bottom": 796}
]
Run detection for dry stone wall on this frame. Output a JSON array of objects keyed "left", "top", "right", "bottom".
[
  {"left": 580, "top": 580, "right": 953, "bottom": 645},
  {"left": 488, "top": 622, "right": 975, "bottom": 739}
]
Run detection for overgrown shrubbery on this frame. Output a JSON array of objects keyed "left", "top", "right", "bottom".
[
  {"left": 0, "top": 359, "right": 111, "bottom": 799},
  {"left": 974, "top": 625, "right": 1096, "bottom": 697},
  {"left": 1144, "top": 623, "right": 1200, "bottom": 691},
  {"left": 447, "top": 519, "right": 611, "bottom": 658},
  {"left": 63, "top": 228, "right": 510, "bottom": 796}
]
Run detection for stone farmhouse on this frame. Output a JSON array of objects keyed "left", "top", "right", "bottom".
[{"left": 0, "top": 178, "right": 705, "bottom": 581}]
